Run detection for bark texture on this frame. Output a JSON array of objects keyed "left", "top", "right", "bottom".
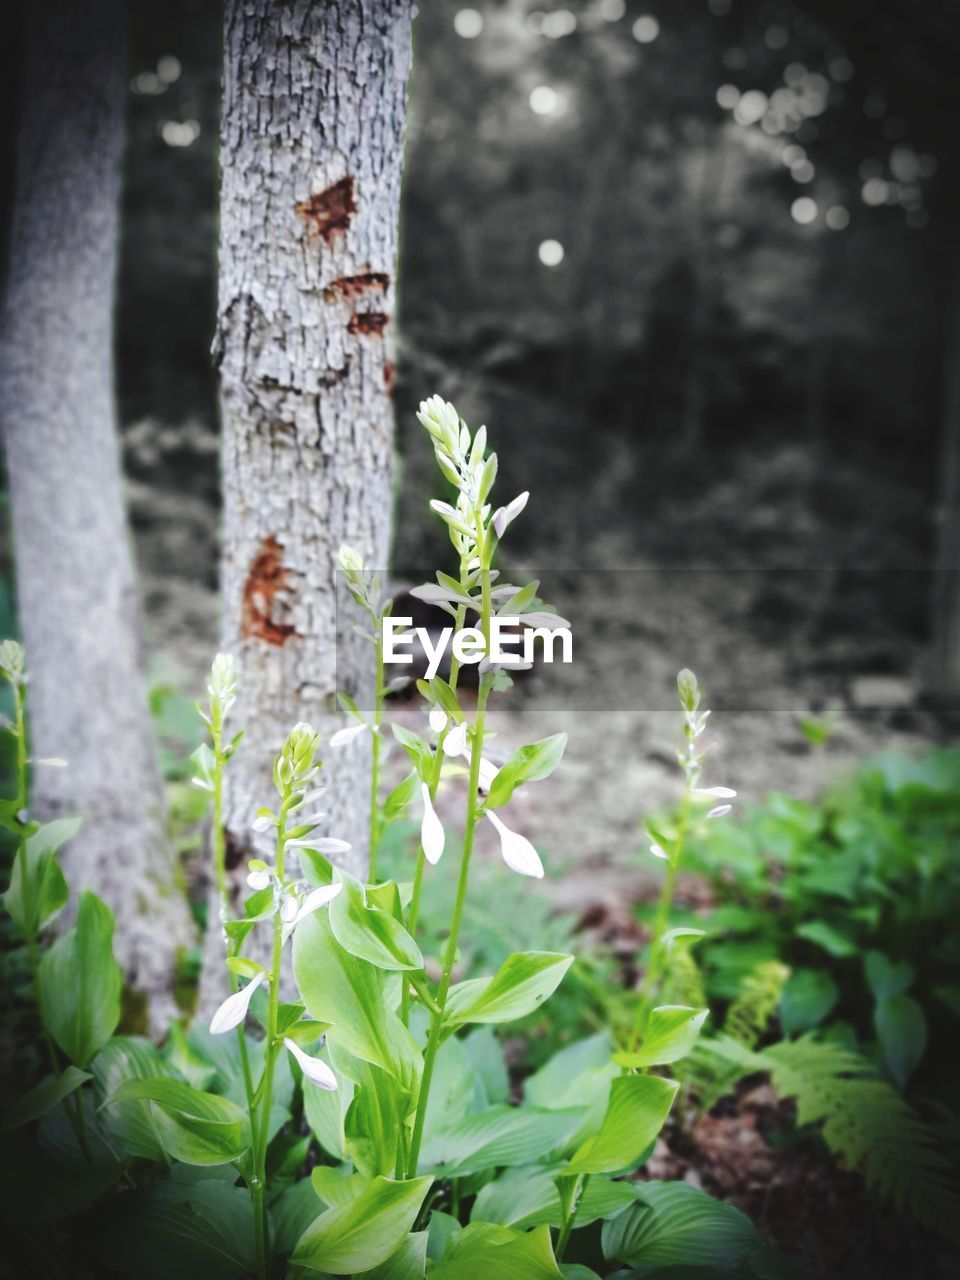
[
  {"left": 201, "top": 0, "right": 413, "bottom": 1008},
  {"left": 0, "top": 0, "right": 193, "bottom": 1030},
  {"left": 932, "top": 255, "right": 960, "bottom": 702}
]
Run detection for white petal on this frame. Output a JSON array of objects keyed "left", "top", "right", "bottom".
[
  {"left": 284, "top": 1038, "right": 338, "bottom": 1090},
  {"left": 252, "top": 814, "right": 274, "bottom": 833},
  {"left": 312, "top": 837, "right": 352, "bottom": 854},
  {"left": 420, "top": 784, "right": 445, "bottom": 865},
  {"left": 486, "top": 810, "right": 544, "bottom": 879},
  {"left": 330, "top": 723, "right": 368, "bottom": 748},
  {"left": 429, "top": 705, "right": 448, "bottom": 734},
  {"left": 478, "top": 756, "right": 500, "bottom": 792},
  {"left": 209, "top": 972, "right": 265, "bottom": 1034},
  {"left": 694, "top": 786, "right": 737, "bottom": 799},
  {"left": 442, "top": 721, "right": 468, "bottom": 757},
  {"left": 707, "top": 804, "right": 733, "bottom": 819},
  {"left": 292, "top": 810, "right": 327, "bottom": 827},
  {"left": 492, "top": 491, "right": 529, "bottom": 538},
  {"left": 649, "top": 842, "right": 669, "bottom": 860},
  {"left": 247, "top": 869, "right": 271, "bottom": 890},
  {"left": 292, "top": 882, "right": 343, "bottom": 927},
  {"left": 31, "top": 757, "right": 68, "bottom": 767},
  {"left": 280, "top": 893, "right": 299, "bottom": 923}
]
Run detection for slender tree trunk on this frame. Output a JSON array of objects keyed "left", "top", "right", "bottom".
[
  {"left": 199, "top": 0, "right": 413, "bottom": 1008},
  {"left": 0, "top": 0, "right": 192, "bottom": 1031},
  {"left": 932, "top": 252, "right": 960, "bottom": 703}
]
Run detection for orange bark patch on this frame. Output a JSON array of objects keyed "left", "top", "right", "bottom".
[
  {"left": 296, "top": 177, "right": 356, "bottom": 244},
  {"left": 325, "top": 271, "right": 390, "bottom": 301},
  {"left": 241, "top": 535, "right": 298, "bottom": 645},
  {"left": 346, "top": 311, "right": 389, "bottom": 337},
  {"left": 383, "top": 360, "right": 396, "bottom": 393}
]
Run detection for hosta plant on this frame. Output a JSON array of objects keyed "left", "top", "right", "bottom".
[{"left": 0, "top": 400, "right": 797, "bottom": 1279}]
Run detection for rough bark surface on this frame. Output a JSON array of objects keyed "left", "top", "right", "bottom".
[
  {"left": 0, "top": 0, "right": 193, "bottom": 1030},
  {"left": 200, "top": 0, "right": 413, "bottom": 1009}
]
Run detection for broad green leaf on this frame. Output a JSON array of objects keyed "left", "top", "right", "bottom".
[
  {"left": 294, "top": 907, "right": 422, "bottom": 1088},
  {"left": 430, "top": 677, "right": 465, "bottom": 724},
  {"left": 472, "top": 1164, "right": 635, "bottom": 1232},
  {"left": 427, "top": 1210, "right": 462, "bottom": 1260},
  {"left": 875, "top": 993, "right": 927, "bottom": 1088},
  {"left": 614, "top": 1006, "right": 709, "bottom": 1069},
  {"left": 423, "top": 1034, "right": 481, "bottom": 1148},
  {"left": 601, "top": 1181, "right": 761, "bottom": 1270},
  {"left": 419, "top": 1105, "right": 584, "bottom": 1177},
  {"left": 430, "top": 1222, "right": 563, "bottom": 1279},
  {"left": 567, "top": 1075, "right": 678, "bottom": 1175},
  {"left": 523, "top": 1032, "right": 617, "bottom": 1151},
  {"left": 485, "top": 735, "right": 568, "bottom": 810},
  {"left": 795, "top": 920, "right": 857, "bottom": 957},
  {"left": 560, "top": 1268, "right": 600, "bottom": 1280},
  {"left": 464, "top": 1026, "right": 510, "bottom": 1106},
  {"left": 94, "top": 1037, "right": 177, "bottom": 1162},
  {"left": 363, "top": 1231, "right": 428, "bottom": 1280},
  {"left": 444, "top": 953, "right": 574, "bottom": 1028},
  {"left": 0, "top": 1066, "right": 91, "bottom": 1134},
  {"left": 779, "top": 968, "right": 838, "bottom": 1036},
  {"left": 273, "top": 1178, "right": 329, "bottom": 1258},
  {"left": 330, "top": 873, "right": 423, "bottom": 971},
  {"left": 38, "top": 893, "right": 122, "bottom": 1066},
  {"left": 111, "top": 1078, "right": 248, "bottom": 1166},
  {"left": 2, "top": 817, "right": 79, "bottom": 936},
  {"left": 293, "top": 1175, "right": 433, "bottom": 1274},
  {"left": 311, "top": 1165, "right": 367, "bottom": 1207},
  {"left": 304, "top": 1045, "right": 353, "bottom": 1161},
  {"left": 84, "top": 1180, "right": 256, "bottom": 1280},
  {"left": 344, "top": 1055, "right": 408, "bottom": 1178},
  {"left": 865, "top": 951, "right": 915, "bottom": 1000}
]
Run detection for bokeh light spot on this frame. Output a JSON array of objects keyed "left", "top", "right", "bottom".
[
  {"left": 632, "top": 16, "right": 660, "bottom": 44},
  {"left": 791, "top": 197, "right": 818, "bottom": 225},
  {"left": 453, "top": 8, "right": 483, "bottom": 39},
  {"left": 538, "top": 239, "right": 565, "bottom": 267}
]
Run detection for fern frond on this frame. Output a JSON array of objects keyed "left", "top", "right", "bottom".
[{"left": 724, "top": 960, "right": 791, "bottom": 1048}]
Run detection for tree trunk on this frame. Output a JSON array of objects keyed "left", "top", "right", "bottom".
[
  {"left": 0, "top": 0, "right": 193, "bottom": 1031},
  {"left": 200, "top": 0, "right": 413, "bottom": 1009},
  {"left": 932, "top": 253, "right": 960, "bottom": 703}
]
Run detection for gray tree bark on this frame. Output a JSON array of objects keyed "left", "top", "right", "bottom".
[
  {"left": 0, "top": 0, "right": 193, "bottom": 1031},
  {"left": 932, "top": 255, "right": 960, "bottom": 704},
  {"left": 199, "top": 0, "right": 413, "bottom": 1010}
]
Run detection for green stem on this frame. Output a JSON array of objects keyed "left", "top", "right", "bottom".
[
  {"left": 253, "top": 803, "right": 288, "bottom": 1279},
  {"left": 631, "top": 791, "right": 692, "bottom": 1049},
  {"left": 556, "top": 1173, "right": 588, "bottom": 1262},
  {"left": 406, "top": 544, "right": 492, "bottom": 1178},
  {"left": 369, "top": 639, "right": 385, "bottom": 883}
]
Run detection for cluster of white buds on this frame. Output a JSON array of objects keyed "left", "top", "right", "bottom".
[
  {"left": 205, "top": 652, "right": 237, "bottom": 724},
  {"left": 273, "top": 721, "right": 322, "bottom": 796},
  {"left": 337, "top": 543, "right": 383, "bottom": 623},
  {"left": 649, "top": 669, "right": 737, "bottom": 862},
  {"left": 0, "top": 639, "right": 25, "bottom": 686}
]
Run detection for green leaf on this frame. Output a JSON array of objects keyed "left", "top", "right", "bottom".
[
  {"left": 338, "top": 691, "right": 364, "bottom": 723},
  {"left": 601, "top": 1181, "right": 762, "bottom": 1270},
  {"left": 795, "top": 920, "right": 857, "bottom": 957},
  {"left": 329, "top": 873, "right": 423, "bottom": 971},
  {"left": 485, "top": 735, "right": 568, "bottom": 810},
  {"left": 111, "top": 1078, "right": 248, "bottom": 1166},
  {"left": 293, "top": 1175, "right": 433, "bottom": 1274},
  {"left": 523, "top": 1032, "right": 617, "bottom": 1151},
  {"left": 614, "top": 1006, "right": 709, "bottom": 1069},
  {"left": 472, "top": 1165, "right": 635, "bottom": 1232},
  {"left": 385, "top": 771, "right": 419, "bottom": 820},
  {"left": 85, "top": 1180, "right": 256, "bottom": 1280},
  {"left": 343, "top": 1054, "right": 408, "bottom": 1178},
  {"left": 392, "top": 723, "right": 434, "bottom": 779},
  {"left": 38, "top": 892, "right": 122, "bottom": 1066},
  {"left": 430, "top": 677, "right": 465, "bottom": 724},
  {"left": 420, "top": 1106, "right": 584, "bottom": 1178},
  {"left": 779, "top": 968, "right": 838, "bottom": 1036},
  {"left": 94, "top": 1037, "right": 177, "bottom": 1161},
  {"left": 865, "top": 951, "right": 915, "bottom": 999},
  {"left": 294, "top": 906, "right": 422, "bottom": 1088},
  {"left": 429, "top": 1222, "right": 563, "bottom": 1280},
  {"left": 363, "top": 1231, "right": 428, "bottom": 1280},
  {"left": 0, "top": 1066, "right": 91, "bottom": 1133},
  {"left": 2, "top": 817, "right": 79, "bottom": 937},
  {"left": 567, "top": 1075, "right": 678, "bottom": 1175},
  {"left": 875, "top": 993, "right": 927, "bottom": 1088},
  {"left": 304, "top": 1045, "right": 353, "bottom": 1161},
  {"left": 444, "top": 952, "right": 574, "bottom": 1028}
]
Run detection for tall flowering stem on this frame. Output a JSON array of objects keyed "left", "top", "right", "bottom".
[
  {"left": 631, "top": 669, "right": 734, "bottom": 1048},
  {"left": 406, "top": 529, "right": 493, "bottom": 1179}
]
